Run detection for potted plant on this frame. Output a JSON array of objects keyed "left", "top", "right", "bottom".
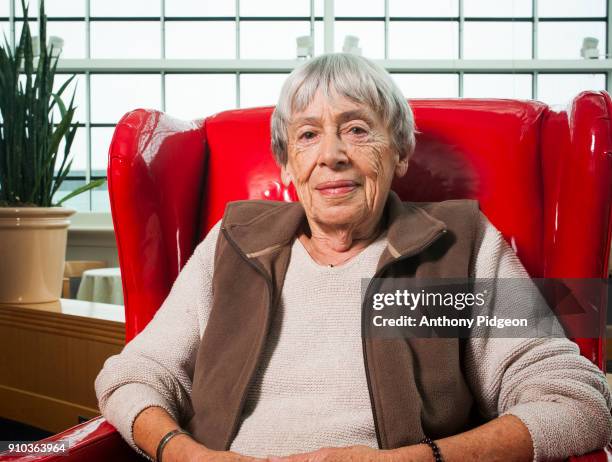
[{"left": 0, "top": 0, "right": 105, "bottom": 304}]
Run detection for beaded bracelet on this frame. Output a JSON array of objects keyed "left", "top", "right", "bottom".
[
  {"left": 420, "top": 436, "right": 444, "bottom": 462},
  {"left": 156, "top": 428, "right": 191, "bottom": 462}
]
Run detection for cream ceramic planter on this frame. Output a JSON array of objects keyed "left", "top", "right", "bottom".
[{"left": 0, "top": 206, "right": 76, "bottom": 304}]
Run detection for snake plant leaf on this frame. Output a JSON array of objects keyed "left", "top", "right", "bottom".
[
  {"left": 51, "top": 125, "right": 77, "bottom": 197},
  {"left": 49, "top": 74, "right": 76, "bottom": 115},
  {"left": 50, "top": 93, "right": 68, "bottom": 120},
  {"left": 54, "top": 178, "right": 106, "bottom": 206}
]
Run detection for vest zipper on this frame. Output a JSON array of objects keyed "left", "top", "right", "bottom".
[
  {"left": 361, "top": 228, "right": 447, "bottom": 449},
  {"left": 221, "top": 228, "right": 276, "bottom": 450}
]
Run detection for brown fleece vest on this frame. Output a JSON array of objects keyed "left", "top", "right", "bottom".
[{"left": 188, "top": 191, "right": 481, "bottom": 450}]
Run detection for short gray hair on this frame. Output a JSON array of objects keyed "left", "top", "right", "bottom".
[{"left": 271, "top": 52, "right": 417, "bottom": 166}]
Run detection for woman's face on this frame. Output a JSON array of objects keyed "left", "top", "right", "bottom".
[{"left": 282, "top": 89, "right": 409, "bottom": 232}]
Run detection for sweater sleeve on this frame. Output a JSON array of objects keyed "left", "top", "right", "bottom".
[
  {"left": 464, "top": 212, "right": 612, "bottom": 461},
  {"left": 94, "top": 220, "right": 221, "bottom": 459}
]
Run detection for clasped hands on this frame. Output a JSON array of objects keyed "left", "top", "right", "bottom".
[{"left": 188, "top": 444, "right": 433, "bottom": 462}]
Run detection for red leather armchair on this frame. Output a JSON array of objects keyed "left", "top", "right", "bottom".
[{"left": 2, "top": 93, "right": 611, "bottom": 461}]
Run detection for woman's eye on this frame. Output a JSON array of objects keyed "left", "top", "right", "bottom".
[
  {"left": 349, "top": 126, "right": 367, "bottom": 135},
  {"left": 300, "top": 131, "right": 316, "bottom": 140}
]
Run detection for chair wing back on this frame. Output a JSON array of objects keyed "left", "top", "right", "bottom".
[
  {"left": 539, "top": 92, "right": 612, "bottom": 367},
  {"left": 108, "top": 110, "right": 207, "bottom": 337},
  {"left": 108, "top": 93, "right": 612, "bottom": 369}
]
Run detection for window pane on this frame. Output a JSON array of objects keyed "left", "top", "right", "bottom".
[
  {"left": 92, "top": 126, "right": 112, "bottom": 213},
  {"left": 92, "top": 184, "right": 110, "bottom": 212},
  {"left": 463, "top": 74, "right": 532, "bottom": 99},
  {"left": 335, "top": 21, "right": 384, "bottom": 58},
  {"left": 15, "top": 21, "right": 37, "bottom": 43},
  {"left": 18, "top": 0, "right": 85, "bottom": 17},
  {"left": 389, "top": 0, "right": 458, "bottom": 17},
  {"left": 0, "top": 21, "right": 10, "bottom": 45},
  {"left": 0, "top": 2, "right": 9, "bottom": 16},
  {"left": 47, "top": 21, "right": 86, "bottom": 58},
  {"left": 464, "top": 22, "right": 532, "bottom": 59},
  {"left": 47, "top": 0, "right": 85, "bottom": 17},
  {"left": 165, "top": 74, "right": 236, "bottom": 119},
  {"left": 54, "top": 178, "right": 89, "bottom": 211},
  {"left": 240, "top": 0, "right": 309, "bottom": 17},
  {"left": 91, "top": 127, "right": 115, "bottom": 173},
  {"left": 538, "top": 0, "right": 605, "bottom": 17},
  {"left": 537, "top": 74, "right": 606, "bottom": 107},
  {"left": 241, "top": 21, "right": 310, "bottom": 59},
  {"left": 464, "top": 0, "right": 532, "bottom": 17},
  {"left": 165, "top": 22, "right": 235, "bottom": 58},
  {"left": 90, "top": 74, "right": 161, "bottom": 123},
  {"left": 391, "top": 74, "right": 459, "bottom": 98},
  {"left": 16, "top": 1, "right": 35, "bottom": 17},
  {"left": 90, "top": 0, "right": 159, "bottom": 17},
  {"left": 538, "top": 22, "right": 606, "bottom": 59},
  {"left": 240, "top": 74, "right": 288, "bottom": 109},
  {"left": 315, "top": 0, "right": 324, "bottom": 17},
  {"left": 335, "top": 0, "right": 384, "bottom": 17},
  {"left": 54, "top": 128, "right": 88, "bottom": 209},
  {"left": 55, "top": 126, "right": 87, "bottom": 173},
  {"left": 389, "top": 22, "right": 458, "bottom": 59},
  {"left": 53, "top": 73, "right": 86, "bottom": 123},
  {"left": 165, "top": 0, "right": 235, "bottom": 17},
  {"left": 91, "top": 22, "right": 160, "bottom": 58}
]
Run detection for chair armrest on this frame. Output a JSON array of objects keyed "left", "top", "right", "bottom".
[
  {"left": 0, "top": 417, "right": 144, "bottom": 461},
  {"left": 567, "top": 443, "right": 612, "bottom": 461}
]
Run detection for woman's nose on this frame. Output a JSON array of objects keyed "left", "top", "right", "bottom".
[{"left": 317, "top": 133, "right": 349, "bottom": 169}]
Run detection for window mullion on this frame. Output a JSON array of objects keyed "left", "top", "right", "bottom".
[
  {"left": 85, "top": 0, "right": 92, "bottom": 211},
  {"left": 324, "top": 0, "right": 334, "bottom": 53},
  {"left": 9, "top": 0, "right": 14, "bottom": 50},
  {"left": 85, "top": 70, "right": 92, "bottom": 211},
  {"left": 160, "top": 0, "right": 165, "bottom": 59},
  {"left": 384, "top": 0, "right": 389, "bottom": 59},
  {"left": 236, "top": 0, "right": 240, "bottom": 108},
  {"left": 607, "top": 0, "right": 612, "bottom": 93},
  {"left": 458, "top": 0, "right": 464, "bottom": 59},
  {"left": 532, "top": 0, "right": 538, "bottom": 59},
  {"left": 161, "top": 0, "right": 166, "bottom": 113},
  {"left": 310, "top": 0, "right": 315, "bottom": 55},
  {"left": 236, "top": 0, "right": 240, "bottom": 59}
]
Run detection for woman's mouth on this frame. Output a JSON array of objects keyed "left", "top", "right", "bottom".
[{"left": 314, "top": 180, "right": 359, "bottom": 197}]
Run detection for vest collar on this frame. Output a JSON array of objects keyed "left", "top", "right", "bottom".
[{"left": 222, "top": 190, "right": 448, "bottom": 262}]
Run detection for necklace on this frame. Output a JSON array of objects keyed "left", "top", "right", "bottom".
[
  {"left": 298, "top": 221, "right": 384, "bottom": 268},
  {"left": 300, "top": 237, "right": 364, "bottom": 268},
  {"left": 320, "top": 255, "right": 355, "bottom": 268},
  {"left": 325, "top": 254, "right": 355, "bottom": 268}
]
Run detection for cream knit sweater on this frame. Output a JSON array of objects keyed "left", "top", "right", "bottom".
[{"left": 95, "top": 213, "right": 612, "bottom": 461}]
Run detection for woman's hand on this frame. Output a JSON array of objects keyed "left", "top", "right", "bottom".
[
  {"left": 164, "top": 434, "right": 264, "bottom": 462},
  {"left": 266, "top": 444, "right": 432, "bottom": 462},
  {"left": 189, "top": 448, "right": 265, "bottom": 462},
  {"left": 184, "top": 443, "right": 265, "bottom": 462}
]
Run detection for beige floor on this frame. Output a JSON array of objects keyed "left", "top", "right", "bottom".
[{"left": 608, "top": 374, "right": 612, "bottom": 390}]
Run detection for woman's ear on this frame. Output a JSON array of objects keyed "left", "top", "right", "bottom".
[
  {"left": 394, "top": 153, "right": 409, "bottom": 178},
  {"left": 280, "top": 165, "right": 293, "bottom": 186}
]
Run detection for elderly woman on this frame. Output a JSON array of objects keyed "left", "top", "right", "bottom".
[{"left": 95, "top": 53, "right": 611, "bottom": 462}]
